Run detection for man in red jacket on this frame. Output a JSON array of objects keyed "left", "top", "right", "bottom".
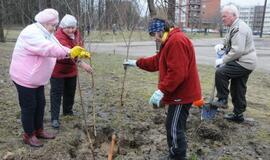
[
  {"left": 124, "top": 18, "right": 201, "bottom": 160},
  {"left": 50, "top": 14, "right": 92, "bottom": 128}
]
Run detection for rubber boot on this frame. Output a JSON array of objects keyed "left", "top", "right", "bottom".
[
  {"left": 35, "top": 129, "right": 56, "bottom": 139},
  {"left": 23, "top": 133, "right": 43, "bottom": 147}
]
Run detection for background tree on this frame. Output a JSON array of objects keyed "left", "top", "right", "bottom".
[
  {"left": 0, "top": 0, "right": 145, "bottom": 42},
  {"left": 147, "top": 0, "right": 157, "bottom": 18},
  {"left": 0, "top": 0, "right": 5, "bottom": 42},
  {"left": 167, "top": 0, "right": 175, "bottom": 22},
  {"left": 39, "top": 0, "right": 52, "bottom": 10}
]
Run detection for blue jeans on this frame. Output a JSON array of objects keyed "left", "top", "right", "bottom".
[{"left": 14, "top": 82, "right": 45, "bottom": 135}]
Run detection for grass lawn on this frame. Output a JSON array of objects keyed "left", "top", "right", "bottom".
[{"left": 0, "top": 32, "right": 269, "bottom": 159}]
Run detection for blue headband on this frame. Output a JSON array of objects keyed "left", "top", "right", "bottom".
[{"left": 148, "top": 19, "right": 165, "bottom": 35}]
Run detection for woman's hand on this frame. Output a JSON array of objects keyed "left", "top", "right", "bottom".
[{"left": 79, "top": 61, "right": 93, "bottom": 73}]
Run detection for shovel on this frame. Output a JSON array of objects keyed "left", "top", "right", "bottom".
[
  {"left": 200, "top": 79, "right": 218, "bottom": 120},
  {"left": 200, "top": 50, "right": 227, "bottom": 120}
]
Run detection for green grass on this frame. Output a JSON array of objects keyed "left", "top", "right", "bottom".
[
  {"left": 185, "top": 32, "right": 221, "bottom": 39},
  {"left": 256, "top": 129, "right": 270, "bottom": 143},
  {"left": 1, "top": 40, "right": 270, "bottom": 159},
  {"left": 3, "top": 29, "right": 21, "bottom": 41},
  {"left": 4, "top": 26, "right": 270, "bottom": 44},
  {"left": 4, "top": 27, "right": 222, "bottom": 43},
  {"left": 85, "top": 30, "right": 152, "bottom": 42}
]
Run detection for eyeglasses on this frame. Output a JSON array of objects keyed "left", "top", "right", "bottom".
[{"left": 149, "top": 32, "right": 155, "bottom": 37}]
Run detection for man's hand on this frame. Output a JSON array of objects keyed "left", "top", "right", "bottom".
[
  {"left": 214, "top": 44, "right": 224, "bottom": 53},
  {"left": 215, "top": 58, "right": 223, "bottom": 68},
  {"left": 149, "top": 90, "right": 164, "bottom": 108},
  {"left": 216, "top": 50, "right": 226, "bottom": 59},
  {"left": 123, "top": 59, "right": 137, "bottom": 67}
]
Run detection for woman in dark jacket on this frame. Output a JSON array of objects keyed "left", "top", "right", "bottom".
[{"left": 50, "top": 14, "right": 92, "bottom": 128}]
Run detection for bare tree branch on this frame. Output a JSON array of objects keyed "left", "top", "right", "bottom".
[{"left": 147, "top": 0, "right": 157, "bottom": 18}]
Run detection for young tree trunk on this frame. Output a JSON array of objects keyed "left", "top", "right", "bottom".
[
  {"left": 38, "top": 0, "right": 46, "bottom": 10},
  {"left": 38, "top": 0, "right": 51, "bottom": 10},
  {"left": 147, "top": 0, "right": 156, "bottom": 18},
  {"left": 167, "top": 0, "right": 175, "bottom": 22},
  {"left": 46, "top": 0, "right": 52, "bottom": 8},
  {"left": 0, "top": 0, "right": 5, "bottom": 42},
  {"left": 98, "top": 0, "right": 104, "bottom": 30}
]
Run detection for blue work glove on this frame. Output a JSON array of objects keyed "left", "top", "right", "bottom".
[
  {"left": 215, "top": 58, "right": 223, "bottom": 68},
  {"left": 123, "top": 59, "right": 137, "bottom": 68},
  {"left": 214, "top": 44, "right": 224, "bottom": 53},
  {"left": 215, "top": 44, "right": 226, "bottom": 68},
  {"left": 149, "top": 90, "right": 164, "bottom": 107}
]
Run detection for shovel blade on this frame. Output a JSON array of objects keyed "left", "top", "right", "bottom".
[{"left": 201, "top": 103, "right": 218, "bottom": 120}]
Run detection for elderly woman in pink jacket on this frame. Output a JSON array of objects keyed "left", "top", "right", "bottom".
[{"left": 9, "top": 8, "right": 90, "bottom": 147}]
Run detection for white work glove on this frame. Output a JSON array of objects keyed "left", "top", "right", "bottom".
[
  {"left": 149, "top": 90, "right": 164, "bottom": 108},
  {"left": 215, "top": 58, "right": 223, "bottom": 68},
  {"left": 123, "top": 59, "right": 137, "bottom": 67},
  {"left": 214, "top": 44, "right": 224, "bottom": 53}
]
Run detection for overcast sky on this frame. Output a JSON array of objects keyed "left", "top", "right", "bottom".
[
  {"left": 221, "top": 0, "right": 267, "bottom": 6},
  {"left": 138, "top": 0, "right": 268, "bottom": 16}
]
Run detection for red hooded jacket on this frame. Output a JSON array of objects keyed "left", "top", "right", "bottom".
[
  {"left": 136, "top": 28, "right": 201, "bottom": 105},
  {"left": 51, "top": 28, "right": 83, "bottom": 78}
]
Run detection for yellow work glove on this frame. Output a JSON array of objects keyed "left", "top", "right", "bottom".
[
  {"left": 78, "top": 51, "right": 91, "bottom": 59},
  {"left": 70, "top": 46, "right": 86, "bottom": 59}
]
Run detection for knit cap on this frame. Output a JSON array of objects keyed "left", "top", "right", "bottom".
[
  {"left": 35, "top": 8, "right": 59, "bottom": 24},
  {"left": 59, "top": 14, "right": 77, "bottom": 28}
]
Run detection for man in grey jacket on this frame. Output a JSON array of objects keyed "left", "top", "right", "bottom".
[{"left": 212, "top": 4, "right": 257, "bottom": 123}]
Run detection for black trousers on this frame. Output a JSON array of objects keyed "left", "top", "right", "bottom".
[
  {"left": 215, "top": 61, "right": 252, "bottom": 114},
  {"left": 166, "top": 104, "right": 191, "bottom": 160},
  {"left": 14, "top": 82, "right": 45, "bottom": 135},
  {"left": 50, "top": 76, "right": 77, "bottom": 121}
]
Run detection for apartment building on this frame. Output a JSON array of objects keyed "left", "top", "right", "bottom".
[
  {"left": 238, "top": 5, "right": 270, "bottom": 34},
  {"left": 176, "top": 0, "right": 221, "bottom": 29},
  {"left": 176, "top": 0, "right": 270, "bottom": 34}
]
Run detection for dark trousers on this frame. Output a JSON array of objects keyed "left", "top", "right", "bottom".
[
  {"left": 166, "top": 104, "right": 191, "bottom": 160},
  {"left": 215, "top": 61, "right": 252, "bottom": 114},
  {"left": 14, "top": 82, "right": 45, "bottom": 135},
  {"left": 50, "top": 76, "right": 77, "bottom": 121}
]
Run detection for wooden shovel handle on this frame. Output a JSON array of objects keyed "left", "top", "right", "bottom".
[{"left": 108, "top": 134, "right": 116, "bottom": 160}]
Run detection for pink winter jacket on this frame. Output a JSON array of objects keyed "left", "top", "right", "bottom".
[{"left": 9, "top": 23, "right": 71, "bottom": 88}]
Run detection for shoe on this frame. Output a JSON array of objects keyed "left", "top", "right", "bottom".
[
  {"left": 224, "top": 113, "right": 244, "bottom": 123},
  {"left": 211, "top": 98, "right": 228, "bottom": 109},
  {"left": 51, "top": 120, "right": 60, "bottom": 128},
  {"left": 159, "top": 155, "right": 174, "bottom": 160},
  {"left": 23, "top": 133, "right": 43, "bottom": 147},
  {"left": 160, "top": 155, "right": 187, "bottom": 160},
  {"left": 63, "top": 111, "right": 74, "bottom": 116},
  {"left": 35, "top": 129, "right": 56, "bottom": 139}
]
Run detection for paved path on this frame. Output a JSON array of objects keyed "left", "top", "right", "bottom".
[{"left": 88, "top": 37, "right": 270, "bottom": 73}]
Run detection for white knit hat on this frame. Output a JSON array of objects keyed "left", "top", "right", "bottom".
[
  {"left": 35, "top": 8, "right": 59, "bottom": 24},
  {"left": 59, "top": 14, "right": 77, "bottom": 28}
]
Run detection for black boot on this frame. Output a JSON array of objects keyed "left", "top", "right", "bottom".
[
  {"left": 224, "top": 113, "right": 244, "bottom": 123},
  {"left": 211, "top": 98, "right": 228, "bottom": 109},
  {"left": 159, "top": 155, "right": 175, "bottom": 160}
]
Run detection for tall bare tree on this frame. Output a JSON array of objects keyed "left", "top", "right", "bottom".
[
  {"left": 0, "top": 0, "right": 5, "bottom": 42},
  {"left": 147, "top": 0, "right": 157, "bottom": 18},
  {"left": 98, "top": 0, "right": 105, "bottom": 30},
  {"left": 38, "top": 0, "right": 52, "bottom": 10},
  {"left": 167, "top": 0, "right": 175, "bottom": 22}
]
